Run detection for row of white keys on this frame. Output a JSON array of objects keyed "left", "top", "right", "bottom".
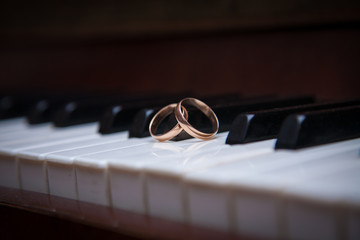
[
  {"left": 284, "top": 167, "right": 360, "bottom": 240},
  {"left": 1, "top": 119, "right": 270, "bottom": 218},
  {"left": 108, "top": 135, "right": 241, "bottom": 215},
  {"left": 230, "top": 148, "right": 360, "bottom": 240},
  {"left": 73, "top": 133, "right": 274, "bottom": 219},
  {"left": 16, "top": 131, "right": 129, "bottom": 194},
  {"left": 0, "top": 117, "right": 24, "bottom": 128},
  {"left": 140, "top": 136, "right": 276, "bottom": 222},
  {"left": 0, "top": 122, "right": 54, "bottom": 144},
  {"left": 0, "top": 122, "right": 99, "bottom": 188},
  {"left": 45, "top": 137, "right": 148, "bottom": 201},
  {"left": 0, "top": 117, "right": 29, "bottom": 133},
  {"left": 3, "top": 116, "right": 358, "bottom": 239},
  {"left": 73, "top": 136, "right": 201, "bottom": 208},
  {"left": 184, "top": 138, "right": 360, "bottom": 239},
  {"left": 0, "top": 121, "right": 97, "bottom": 146}
]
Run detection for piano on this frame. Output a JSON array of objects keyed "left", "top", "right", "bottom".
[
  {"left": 1, "top": 2, "right": 360, "bottom": 240},
  {"left": 0, "top": 93, "right": 359, "bottom": 240}
]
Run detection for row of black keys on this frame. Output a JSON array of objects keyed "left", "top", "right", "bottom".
[{"left": 1, "top": 93, "right": 360, "bottom": 149}]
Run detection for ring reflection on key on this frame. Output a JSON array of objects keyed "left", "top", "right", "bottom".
[
  {"left": 149, "top": 103, "right": 188, "bottom": 142},
  {"left": 175, "top": 98, "right": 219, "bottom": 140}
]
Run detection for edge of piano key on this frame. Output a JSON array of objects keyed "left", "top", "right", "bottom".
[
  {"left": 275, "top": 106, "right": 360, "bottom": 150},
  {"left": 226, "top": 98, "right": 360, "bottom": 145},
  {"left": 0, "top": 186, "right": 250, "bottom": 240},
  {"left": 283, "top": 189, "right": 360, "bottom": 240}
]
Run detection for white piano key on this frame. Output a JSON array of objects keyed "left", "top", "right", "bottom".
[
  {"left": 75, "top": 136, "right": 203, "bottom": 208},
  {"left": 231, "top": 150, "right": 360, "bottom": 240},
  {"left": 46, "top": 138, "right": 146, "bottom": 200},
  {"left": 285, "top": 201, "right": 338, "bottom": 240},
  {"left": 0, "top": 123, "right": 98, "bottom": 189},
  {"left": 284, "top": 166, "right": 360, "bottom": 240},
  {"left": 236, "top": 146, "right": 358, "bottom": 239},
  {"left": 0, "top": 154, "right": 20, "bottom": 189},
  {"left": 109, "top": 134, "right": 268, "bottom": 215},
  {"left": 1, "top": 112, "right": 359, "bottom": 240},
  {"left": 0, "top": 122, "right": 98, "bottom": 146},
  {"left": 119, "top": 133, "right": 274, "bottom": 222},
  {"left": 18, "top": 132, "right": 127, "bottom": 160},
  {"left": 108, "top": 138, "right": 204, "bottom": 214},
  {"left": 0, "top": 117, "right": 29, "bottom": 133},
  {"left": 0, "top": 123, "right": 53, "bottom": 145},
  {"left": 348, "top": 211, "right": 360, "bottom": 240},
  {"left": 0, "top": 117, "right": 23, "bottom": 127},
  {"left": 186, "top": 138, "right": 360, "bottom": 187},
  {"left": 73, "top": 138, "right": 156, "bottom": 206},
  {"left": 186, "top": 180, "right": 233, "bottom": 231},
  {"left": 15, "top": 132, "right": 128, "bottom": 194},
  {"left": 184, "top": 138, "right": 360, "bottom": 238}
]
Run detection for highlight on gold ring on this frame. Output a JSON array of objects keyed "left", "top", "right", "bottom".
[
  {"left": 149, "top": 103, "right": 189, "bottom": 142},
  {"left": 175, "top": 98, "right": 219, "bottom": 140}
]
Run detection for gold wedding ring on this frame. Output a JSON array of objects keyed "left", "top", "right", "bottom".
[
  {"left": 149, "top": 103, "right": 188, "bottom": 142},
  {"left": 175, "top": 98, "right": 219, "bottom": 140},
  {"left": 149, "top": 98, "right": 219, "bottom": 141}
]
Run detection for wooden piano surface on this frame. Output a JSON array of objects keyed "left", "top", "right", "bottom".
[
  {"left": 0, "top": 204, "right": 139, "bottom": 240},
  {"left": 1, "top": 26, "right": 359, "bottom": 99},
  {"left": 0, "top": 187, "right": 250, "bottom": 240},
  {"left": 1, "top": 1, "right": 360, "bottom": 99}
]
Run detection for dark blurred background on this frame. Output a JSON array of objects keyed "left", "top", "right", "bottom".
[{"left": 1, "top": 0, "right": 360, "bottom": 99}]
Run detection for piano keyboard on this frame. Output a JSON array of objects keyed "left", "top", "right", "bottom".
[{"left": 0, "top": 95, "right": 359, "bottom": 240}]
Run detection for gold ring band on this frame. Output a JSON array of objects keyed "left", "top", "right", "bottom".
[
  {"left": 175, "top": 98, "right": 219, "bottom": 140},
  {"left": 149, "top": 103, "right": 188, "bottom": 142}
]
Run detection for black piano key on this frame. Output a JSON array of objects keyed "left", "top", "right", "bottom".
[
  {"left": 275, "top": 105, "right": 360, "bottom": 150},
  {"left": 26, "top": 93, "right": 107, "bottom": 124},
  {"left": 129, "top": 95, "right": 315, "bottom": 139},
  {"left": 226, "top": 99, "right": 360, "bottom": 145},
  {"left": 99, "top": 96, "right": 188, "bottom": 134},
  {"left": 53, "top": 94, "right": 181, "bottom": 127},
  {"left": 129, "top": 108, "right": 158, "bottom": 138},
  {"left": 213, "top": 95, "right": 315, "bottom": 132},
  {"left": 28, "top": 98, "right": 76, "bottom": 124},
  {"left": 0, "top": 94, "right": 45, "bottom": 119},
  {"left": 27, "top": 99, "right": 53, "bottom": 124},
  {"left": 27, "top": 97, "right": 76, "bottom": 124},
  {"left": 52, "top": 96, "right": 135, "bottom": 127}
]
